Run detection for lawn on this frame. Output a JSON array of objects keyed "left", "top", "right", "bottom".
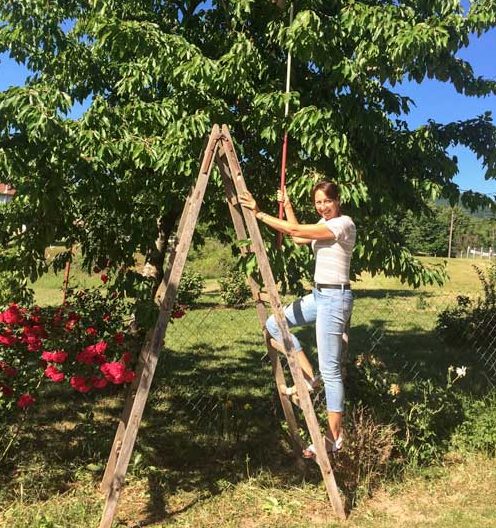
[
  {"left": 1, "top": 250, "right": 495, "bottom": 527},
  {"left": 2, "top": 452, "right": 495, "bottom": 528}
]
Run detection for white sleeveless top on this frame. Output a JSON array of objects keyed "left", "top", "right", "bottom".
[{"left": 312, "top": 215, "right": 356, "bottom": 284}]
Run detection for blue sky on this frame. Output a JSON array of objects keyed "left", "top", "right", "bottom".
[
  {"left": 397, "top": 28, "right": 496, "bottom": 197},
  {"left": 0, "top": 10, "right": 495, "bottom": 197}
]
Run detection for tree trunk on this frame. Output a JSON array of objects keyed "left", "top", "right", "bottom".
[{"left": 142, "top": 209, "right": 181, "bottom": 299}]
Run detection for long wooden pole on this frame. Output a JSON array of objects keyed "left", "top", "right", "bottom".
[
  {"left": 448, "top": 207, "right": 455, "bottom": 258},
  {"left": 276, "top": 2, "right": 294, "bottom": 249},
  {"left": 62, "top": 252, "right": 72, "bottom": 305}
]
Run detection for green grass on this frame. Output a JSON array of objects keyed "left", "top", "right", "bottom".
[
  {"left": 29, "top": 247, "right": 101, "bottom": 306},
  {"left": 355, "top": 256, "right": 491, "bottom": 293},
  {"left": 29, "top": 249, "right": 492, "bottom": 308},
  {"left": 187, "top": 238, "right": 234, "bottom": 279},
  {"left": 2, "top": 452, "right": 495, "bottom": 527},
  {"left": 2, "top": 249, "right": 495, "bottom": 527}
]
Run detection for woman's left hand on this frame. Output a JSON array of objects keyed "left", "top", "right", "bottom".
[
  {"left": 238, "top": 191, "right": 260, "bottom": 213},
  {"left": 277, "top": 186, "right": 291, "bottom": 208}
]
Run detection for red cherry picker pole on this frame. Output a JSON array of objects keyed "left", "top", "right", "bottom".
[{"left": 276, "top": 2, "right": 294, "bottom": 248}]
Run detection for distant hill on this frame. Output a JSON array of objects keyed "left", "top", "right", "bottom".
[{"left": 435, "top": 198, "right": 495, "bottom": 219}]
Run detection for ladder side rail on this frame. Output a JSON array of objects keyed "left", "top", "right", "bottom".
[
  {"left": 98, "top": 128, "right": 221, "bottom": 528},
  {"left": 219, "top": 126, "right": 311, "bottom": 402},
  {"left": 215, "top": 150, "right": 267, "bottom": 323},
  {"left": 100, "top": 330, "right": 153, "bottom": 493},
  {"left": 100, "top": 125, "right": 221, "bottom": 494},
  {"left": 155, "top": 125, "right": 222, "bottom": 305},
  {"left": 220, "top": 126, "right": 346, "bottom": 519},
  {"left": 215, "top": 151, "right": 304, "bottom": 452}
]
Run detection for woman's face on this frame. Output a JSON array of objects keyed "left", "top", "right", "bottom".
[{"left": 314, "top": 189, "right": 339, "bottom": 220}]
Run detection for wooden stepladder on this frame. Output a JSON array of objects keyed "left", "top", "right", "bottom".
[{"left": 98, "top": 124, "right": 346, "bottom": 528}]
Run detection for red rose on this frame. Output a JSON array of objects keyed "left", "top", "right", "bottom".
[
  {"left": 85, "top": 327, "right": 98, "bottom": 336},
  {"left": 113, "top": 332, "right": 125, "bottom": 345},
  {"left": 64, "top": 319, "right": 78, "bottom": 332},
  {"left": 0, "top": 304, "right": 24, "bottom": 325},
  {"left": 22, "top": 334, "right": 42, "bottom": 352},
  {"left": 100, "top": 273, "right": 109, "bottom": 284},
  {"left": 0, "top": 360, "right": 17, "bottom": 377},
  {"left": 171, "top": 305, "right": 186, "bottom": 319},
  {"left": 23, "top": 324, "right": 47, "bottom": 338},
  {"left": 0, "top": 334, "right": 17, "bottom": 346},
  {"left": 102, "top": 313, "right": 111, "bottom": 322},
  {"left": 0, "top": 383, "right": 13, "bottom": 397},
  {"left": 100, "top": 362, "right": 135, "bottom": 384},
  {"left": 70, "top": 376, "right": 91, "bottom": 393},
  {"left": 67, "top": 311, "right": 80, "bottom": 321},
  {"left": 120, "top": 351, "right": 132, "bottom": 364},
  {"left": 90, "top": 376, "right": 108, "bottom": 389},
  {"left": 123, "top": 370, "right": 135, "bottom": 383},
  {"left": 75, "top": 349, "right": 93, "bottom": 365},
  {"left": 76, "top": 341, "right": 108, "bottom": 365},
  {"left": 17, "top": 393, "right": 35, "bottom": 408},
  {"left": 22, "top": 335, "right": 42, "bottom": 352},
  {"left": 44, "top": 365, "right": 65, "bottom": 382},
  {"left": 94, "top": 341, "right": 108, "bottom": 354},
  {"left": 41, "top": 350, "right": 68, "bottom": 364},
  {"left": 52, "top": 313, "right": 64, "bottom": 326}
]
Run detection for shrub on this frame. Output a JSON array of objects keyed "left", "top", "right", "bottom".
[
  {"left": 218, "top": 264, "right": 251, "bottom": 306},
  {"left": 393, "top": 377, "right": 464, "bottom": 465},
  {"left": 0, "top": 285, "right": 138, "bottom": 420},
  {"left": 346, "top": 354, "right": 467, "bottom": 467},
  {"left": 335, "top": 405, "right": 397, "bottom": 505},
  {"left": 436, "top": 294, "right": 472, "bottom": 345},
  {"left": 437, "top": 264, "right": 496, "bottom": 347},
  {"left": 0, "top": 271, "right": 34, "bottom": 309},
  {"left": 177, "top": 269, "right": 205, "bottom": 306},
  {"left": 451, "top": 391, "right": 496, "bottom": 456}
]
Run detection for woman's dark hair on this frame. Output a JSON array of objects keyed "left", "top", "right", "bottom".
[{"left": 311, "top": 181, "right": 340, "bottom": 202}]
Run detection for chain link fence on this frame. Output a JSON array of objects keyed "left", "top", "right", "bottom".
[
  {"left": 468, "top": 307, "right": 496, "bottom": 387},
  {"left": 134, "top": 266, "right": 496, "bottom": 507},
  {"left": 157, "top": 276, "right": 495, "bottom": 443}
]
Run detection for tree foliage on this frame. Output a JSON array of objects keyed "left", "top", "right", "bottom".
[
  {"left": 398, "top": 202, "right": 495, "bottom": 257},
  {"left": 398, "top": 205, "right": 449, "bottom": 257},
  {"left": 1, "top": 0, "right": 496, "bottom": 292},
  {"left": 447, "top": 206, "right": 496, "bottom": 253}
]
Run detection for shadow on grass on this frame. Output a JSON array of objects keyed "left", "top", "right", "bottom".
[
  {"left": 0, "top": 340, "right": 315, "bottom": 525},
  {"left": 0, "top": 297, "right": 487, "bottom": 525},
  {"left": 129, "top": 343, "right": 305, "bottom": 524}
]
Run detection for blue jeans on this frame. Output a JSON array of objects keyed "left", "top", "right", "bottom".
[{"left": 266, "top": 288, "right": 353, "bottom": 412}]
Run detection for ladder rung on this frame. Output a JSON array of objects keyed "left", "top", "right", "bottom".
[
  {"left": 257, "top": 292, "right": 270, "bottom": 303},
  {"left": 279, "top": 384, "right": 302, "bottom": 408},
  {"left": 269, "top": 338, "right": 286, "bottom": 354}
]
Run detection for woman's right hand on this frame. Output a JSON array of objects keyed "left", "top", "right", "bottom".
[
  {"left": 277, "top": 186, "right": 291, "bottom": 208},
  {"left": 238, "top": 190, "right": 260, "bottom": 213}
]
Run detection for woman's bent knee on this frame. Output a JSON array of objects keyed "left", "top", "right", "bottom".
[{"left": 265, "top": 315, "right": 278, "bottom": 338}]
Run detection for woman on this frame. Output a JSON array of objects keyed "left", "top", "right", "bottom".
[{"left": 239, "top": 181, "right": 355, "bottom": 456}]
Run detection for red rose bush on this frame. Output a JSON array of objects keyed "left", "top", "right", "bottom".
[{"left": 0, "top": 286, "right": 139, "bottom": 417}]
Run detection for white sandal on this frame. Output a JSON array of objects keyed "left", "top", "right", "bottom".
[
  {"left": 302, "top": 435, "right": 343, "bottom": 459},
  {"left": 285, "top": 374, "right": 321, "bottom": 396}
]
